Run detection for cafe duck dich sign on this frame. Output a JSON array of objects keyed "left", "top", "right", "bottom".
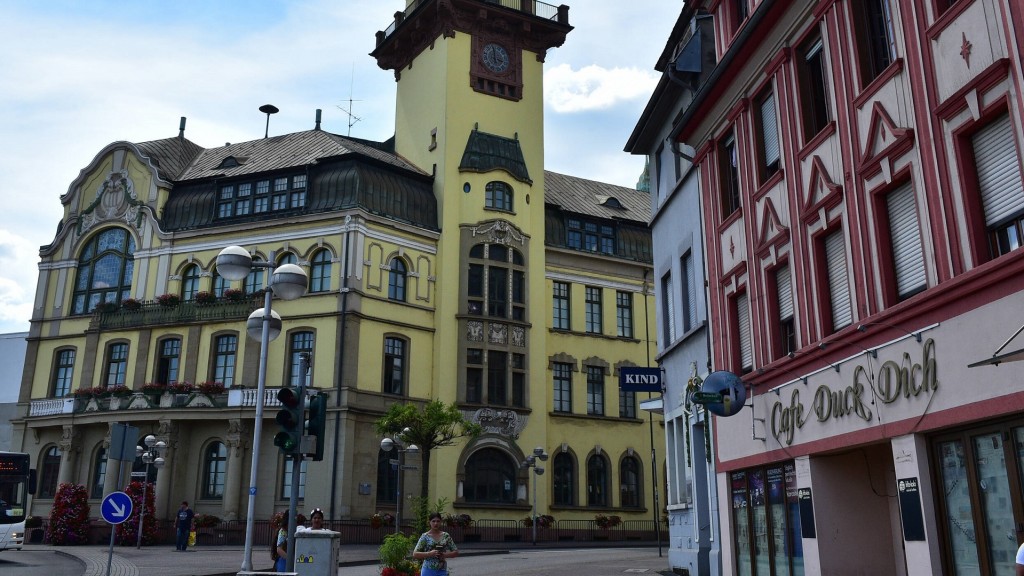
[{"left": 770, "top": 339, "right": 939, "bottom": 446}]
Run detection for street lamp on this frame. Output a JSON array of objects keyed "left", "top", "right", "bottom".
[
  {"left": 520, "top": 447, "right": 548, "bottom": 546},
  {"left": 216, "top": 245, "right": 308, "bottom": 572},
  {"left": 135, "top": 434, "right": 166, "bottom": 549},
  {"left": 380, "top": 428, "right": 419, "bottom": 533}
]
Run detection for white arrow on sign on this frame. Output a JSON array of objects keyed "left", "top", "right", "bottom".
[{"left": 109, "top": 500, "right": 127, "bottom": 518}]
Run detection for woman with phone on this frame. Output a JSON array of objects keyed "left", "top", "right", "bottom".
[{"left": 413, "top": 512, "right": 459, "bottom": 576}]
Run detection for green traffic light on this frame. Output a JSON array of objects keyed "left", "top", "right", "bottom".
[{"left": 273, "top": 431, "right": 298, "bottom": 451}]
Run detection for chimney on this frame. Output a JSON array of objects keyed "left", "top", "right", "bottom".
[
  {"left": 178, "top": 117, "right": 186, "bottom": 140},
  {"left": 315, "top": 109, "right": 322, "bottom": 131}
]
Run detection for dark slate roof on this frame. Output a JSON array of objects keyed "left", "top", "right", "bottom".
[
  {"left": 459, "top": 130, "right": 532, "bottom": 183},
  {"left": 177, "top": 130, "right": 425, "bottom": 182},
  {"left": 543, "top": 170, "right": 650, "bottom": 225},
  {"left": 160, "top": 130, "right": 437, "bottom": 232},
  {"left": 135, "top": 137, "right": 205, "bottom": 181}
]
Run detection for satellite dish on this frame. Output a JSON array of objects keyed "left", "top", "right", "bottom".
[{"left": 699, "top": 371, "right": 747, "bottom": 417}]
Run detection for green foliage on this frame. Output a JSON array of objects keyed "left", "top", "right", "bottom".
[
  {"left": 378, "top": 531, "right": 418, "bottom": 573},
  {"left": 411, "top": 496, "right": 450, "bottom": 534},
  {"left": 374, "top": 399, "right": 482, "bottom": 501},
  {"left": 193, "top": 514, "right": 221, "bottom": 528},
  {"left": 48, "top": 483, "right": 90, "bottom": 545}
]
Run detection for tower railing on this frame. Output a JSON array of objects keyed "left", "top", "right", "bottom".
[{"left": 380, "top": 0, "right": 568, "bottom": 43}]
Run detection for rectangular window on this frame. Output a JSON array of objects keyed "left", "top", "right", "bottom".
[
  {"left": 681, "top": 252, "right": 697, "bottom": 333},
  {"left": 733, "top": 0, "right": 749, "bottom": 32},
  {"left": 719, "top": 131, "right": 741, "bottom": 217},
  {"left": 619, "top": 387, "right": 636, "bottom": 418},
  {"left": 616, "top": 291, "right": 634, "bottom": 338},
  {"left": 567, "top": 219, "right": 582, "bottom": 250},
  {"left": 735, "top": 293, "right": 753, "bottom": 374},
  {"left": 585, "top": 287, "right": 603, "bottom": 334},
  {"left": 756, "top": 89, "right": 781, "bottom": 182},
  {"left": 466, "top": 348, "right": 483, "bottom": 403},
  {"left": 774, "top": 265, "right": 797, "bottom": 358},
  {"left": 289, "top": 332, "right": 314, "bottom": 387},
  {"left": 553, "top": 362, "right": 572, "bottom": 413},
  {"left": 383, "top": 337, "right": 405, "bottom": 395},
  {"left": 662, "top": 273, "right": 676, "bottom": 344},
  {"left": 885, "top": 182, "right": 927, "bottom": 299},
  {"left": 280, "top": 458, "right": 307, "bottom": 500},
  {"left": 731, "top": 463, "right": 804, "bottom": 576},
  {"left": 272, "top": 194, "right": 288, "bottom": 211},
  {"left": 553, "top": 281, "right": 570, "bottom": 330},
  {"left": 851, "top": 0, "right": 896, "bottom": 86},
  {"left": 105, "top": 343, "right": 128, "bottom": 387},
  {"left": 488, "top": 350, "right": 508, "bottom": 405},
  {"left": 213, "top": 335, "right": 237, "bottom": 387},
  {"left": 586, "top": 366, "right": 605, "bottom": 416},
  {"left": 824, "top": 231, "right": 853, "bottom": 333},
  {"left": 487, "top": 266, "right": 508, "bottom": 318},
  {"left": 52, "top": 349, "right": 75, "bottom": 397},
  {"left": 797, "top": 34, "right": 831, "bottom": 141},
  {"left": 972, "top": 112, "right": 1024, "bottom": 258},
  {"left": 511, "top": 353, "right": 526, "bottom": 408},
  {"left": 157, "top": 339, "right": 181, "bottom": 385}
]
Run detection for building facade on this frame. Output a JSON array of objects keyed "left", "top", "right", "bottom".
[
  {"left": 662, "top": 0, "right": 1024, "bottom": 575},
  {"left": 14, "top": 0, "right": 663, "bottom": 536},
  {"left": 627, "top": 11, "right": 721, "bottom": 576}
]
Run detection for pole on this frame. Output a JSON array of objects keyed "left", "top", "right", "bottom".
[
  {"left": 285, "top": 353, "right": 309, "bottom": 573},
  {"left": 136, "top": 467, "right": 149, "bottom": 549},
  {"left": 241, "top": 263, "right": 275, "bottom": 572},
  {"left": 106, "top": 452, "right": 126, "bottom": 576},
  {"left": 531, "top": 472, "right": 537, "bottom": 545},
  {"left": 395, "top": 449, "right": 403, "bottom": 534}
]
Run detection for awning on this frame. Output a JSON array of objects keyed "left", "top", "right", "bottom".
[{"left": 968, "top": 323, "right": 1024, "bottom": 367}]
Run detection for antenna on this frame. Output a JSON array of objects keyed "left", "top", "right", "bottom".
[
  {"left": 259, "top": 104, "right": 279, "bottom": 138},
  {"left": 337, "top": 64, "right": 362, "bottom": 136}
]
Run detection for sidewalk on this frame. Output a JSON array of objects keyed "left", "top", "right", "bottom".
[{"left": 40, "top": 542, "right": 511, "bottom": 576}]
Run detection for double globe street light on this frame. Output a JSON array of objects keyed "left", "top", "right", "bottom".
[
  {"left": 135, "top": 434, "right": 166, "bottom": 549},
  {"left": 520, "top": 447, "right": 548, "bottom": 546},
  {"left": 380, "top": 429, "right": 419, "bottom": 534},
  {"left": 216, "top": 245, "right": 308, "bottom": 573}
]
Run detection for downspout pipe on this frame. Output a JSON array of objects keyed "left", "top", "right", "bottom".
[{"left": 330, "top": 216, "right": 353, "bottom": 520}]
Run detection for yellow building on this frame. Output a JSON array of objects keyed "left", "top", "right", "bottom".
[{"left": 15, "top": 0, "right": 660, "bottom": 536}]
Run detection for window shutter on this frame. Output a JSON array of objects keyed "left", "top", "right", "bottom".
[
  {"left": 761, "top": 93, "right": 780, "bottom": 167},
  {"left": 682, "top": 253, "right": 698, "bottom": 332},
  {"left": 973, "top": 113, "right": 1024, "bottom": 226},
  {"left": 776, "top": 264, "right": 793, "bottom": 320},
  {"left": 662, "top": 275, "right": 676, "bottom": 342},
  {"left": 825, "top": 231, "right": 853, "bottom": 330},
  {"left": 886, "top": 183, "right": 926, "bottom": 297},
  {"left": 737, "top": 293, "right": 752, "bottom": 369}
]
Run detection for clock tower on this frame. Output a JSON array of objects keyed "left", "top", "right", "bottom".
[{"left": 371, "top": 0, "right": 572, "bottom": 494}]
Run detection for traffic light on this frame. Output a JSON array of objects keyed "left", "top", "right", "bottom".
[
  {"left": 274, "top": 387, "right": 303, "bottom": 455},
  {"left": 305, "top": 393, "right": 326, "bottom": 461}
]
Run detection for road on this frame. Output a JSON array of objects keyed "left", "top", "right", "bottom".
[
  {"left": 339, "top": 546, "right": 669, "bottom": 576},
  {"left": 0, "top": 548, "right": 82, "bottom": 576}
]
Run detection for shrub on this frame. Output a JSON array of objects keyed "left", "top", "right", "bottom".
[
  {"left": 193, "top": 514, "right": 221, "bottom": 528},
  {"left": 523, "top": 514, "right": 554, "bottom": 528},
  {"left": 48, "top": 483, "right": 90, "bottom": 545},
  {"left": 168, "top": 382, "right": 194, "bottom": 394},
  {"left": 142, "top": 383, "right": 167, "bottom": 394},
  {"left": 444, "top": 513, "right": 472, "bottom": 528},
  {"left": 378, "top": 532, "right": 418, "bottom": 576},
  {"left": 194, "top": 291, "right": 217, "bottom": 305},
  {"left": 121, "top": 298, "right": 142, "bottom": 311},
  {"left": 223, "top": 289, "right": 246, "bottom": 302},
  {"left": 72, "top": 387, "right": 103, "bottom": 399},
  {"left": 156, "top": 293, "right": 180, "bottom": 307},
  {"left": 116, "top": 480, "right": 158, "bottom": 546},
  {"left": 197, "top": 381, "right": 225, "bottom": 395},
  {"left": 107, "top": 385, "right": 132, "bottom": 397},
  {"left": 595, "top": 513, "right": 621, "bottom": 529},
  {"left": 370, "top": 511, "right": 395, "bottom": 528}
]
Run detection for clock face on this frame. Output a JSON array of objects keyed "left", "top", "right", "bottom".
[{"left": 482, "top": 43, "right": 510, "bottom": 73}]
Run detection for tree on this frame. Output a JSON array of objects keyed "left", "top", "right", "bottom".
[
  {"left": 373, "top": 400, "right": 481, "bottom": 504},
  {"left": 116, "top": 480, "right": 157, "bottom": 545},
  {"left": 48, "top": 483, "right": 90, "bottom": 545}
]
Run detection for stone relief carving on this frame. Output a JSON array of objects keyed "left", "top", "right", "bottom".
[
  {"left": 488, "top": 323, "right": 508, "bottom": 345},
  {"left": 471, "top": 220, "right": 525, "bottom": 247},
  {"left": 510, "top": 326, "right": 526, "bottom": 348},
  {"left": 79, "top": 169, "right": 145, "bottom": 233},
  {"left": 467, "top": 321, "right": 484, "bottom": 342},
  {"left": 470, "top": 408, "right": 524, "bottom": 438}
]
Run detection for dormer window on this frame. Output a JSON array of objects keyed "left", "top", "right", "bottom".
[
  {"left": 216, "top": 156, "right": 248, "bottom": 169},
  {"left": 598, "top": 196, "right": 625, "bottom": 210},
  {"left": 216, "top": 173, "right": 306, "bottom": 219},
  {"left": 567, "top": 218, "right": 616, "bottom": 255}
]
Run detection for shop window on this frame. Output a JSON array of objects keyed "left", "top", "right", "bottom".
[
  {"left": 463, "top": 448, "right": 517, "bottom": 504},
  {"left": 71, "top": 227, "right": 135, "bottom": 315},
  {"left": 730, "top": 463, "right": 804, "bottom": 576}
]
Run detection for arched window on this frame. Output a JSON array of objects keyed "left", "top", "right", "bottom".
[
  {"left": 38, "top": 446, "right": 61, "bottom": 498},
  {"left": 213, "top": 334, "right": 237, "bottom": 387},
  {"left": 310, "top": 250, "right": 332, "bottom": 293},
  {"left": 104, "top": 343, "right": 128, "bottom": 388},
  {"left": 587, "top": 454, "right": 609, "bottom": 507},
  {"left": 90, "top": 446, "right": 107, "bottom": 499},
  {"left": 201, "top": 442, "right": 227, "bottom": 499},
  {"left": 388, "top": 258, "right": 407, "bottom": 301},
  {"left": 157, "top": 338, "right": 181, "bottom": 385},
  {"left": 464, "top": 448, "right": 517, "bottom": 504},
  {"left": 181, "top": 264, "right": 200, "bottom": 301},
  {"left": 376, "top": 448, "right": 398, "bottom": 504},
  {"left": 72, "top": 228, "right": 135, "bottom": 314},
  {"left": 245, "top": 268, "right": 265, "bottom": 295},
  {"left": 467, "top": 243, "right": 525, "bottom": 320},
  {"left": 289, "top": 331, "right": 314, "bottom": 386},
  {"left": 485, "top": 181, "right": 513, "bottom": 211},
  {"left": 620, "top": 455, "right": 641, "bottom": 508},
  {"left": 278, "top": 253, "right": 298, "bottom": 266},
  {"left": 553, "top": 452, "right": 576, "bottom": 506},
  {"left": 212, "top": 270, "right": 230, "bottom": 298},
  {"left": 51, "top": 349, "right": 76, "bottom": 398}
]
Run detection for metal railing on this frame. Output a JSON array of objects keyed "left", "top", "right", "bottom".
[
  {"left": 379, "top": 0, "right": 567, "bottom": 43},
  {"left": 96, "top": 299, "right": 260, "bottom": 330}
]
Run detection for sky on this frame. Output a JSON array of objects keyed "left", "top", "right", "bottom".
[{"left": 0, "top": 0, "right": 682, "bottom": 334}]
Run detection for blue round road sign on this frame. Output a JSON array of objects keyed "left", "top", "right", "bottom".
[
  {"left": 101, "top": 491, "right": 134, "bottom": 525},
  {"left": 700, "top": 371, "right": 747, "bottom": 417}
]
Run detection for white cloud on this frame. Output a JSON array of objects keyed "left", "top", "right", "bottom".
[
  {"left": 0, "top": 230, "right": 39, "bottom": 333},
  {"left": 545, "top": 64, "right": 660, "bottom": 113}
]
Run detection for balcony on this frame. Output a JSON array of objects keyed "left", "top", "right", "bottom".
[
  {"left": 93, "top": 298, "right": 261, "bottom": 330},
  {"left": 27, "top": 387, "right": 284, "bottom": 417},
  {"left": 378, "top": 0, "right": 570, "bottom": 44}
]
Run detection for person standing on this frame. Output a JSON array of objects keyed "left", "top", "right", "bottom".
[
  {"left": 413, "top": 512, "right": 459, "bottom": 576},
  {"left": 1016, "top": 541, "right": 1024, "bottom": 576},
  {"left": 174, "top": 501, "right": 194, "bottom": 552}
]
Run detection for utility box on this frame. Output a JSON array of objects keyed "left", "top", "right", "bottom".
[{"left": 293, "top": 529, "right": 340, "bottom": 576}]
